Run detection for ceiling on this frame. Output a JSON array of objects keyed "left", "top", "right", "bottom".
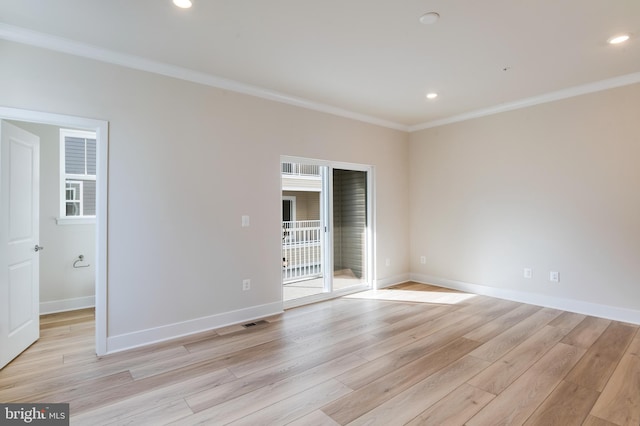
[{"left": 1, "top": 0, "right": 639, "bottom": 130}]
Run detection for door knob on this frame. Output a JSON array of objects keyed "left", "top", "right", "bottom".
[{"left": 34, "top": 245, "right": 44, "bottom": 252}]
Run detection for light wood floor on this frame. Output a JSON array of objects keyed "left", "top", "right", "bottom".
[{"left": 1, "top": 282, "right": 639, "bottom": 425}]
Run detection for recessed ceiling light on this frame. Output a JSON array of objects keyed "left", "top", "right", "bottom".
[
  {"left": 608, "top": 34, "right": 630, "bottom": 44},
  {"left": 426, "top": 93, "right": 438, "bottom": 100},
  {"left": 419, "top": 12, "right": 440, "bottom": 25},
  {"left": 173, "top": 0, "right": 192, "bottom": 9}
]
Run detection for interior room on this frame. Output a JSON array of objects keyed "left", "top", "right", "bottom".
[{"left": 0, "top": 0, "right": 639, "bottom": 424}]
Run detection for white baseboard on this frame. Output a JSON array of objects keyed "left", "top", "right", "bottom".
[
  {"left": 106, "top": 301, "right": 284, "bottom": 354},
  {"left": 376, "top": 273, "right": 411, "bottom": 289},
  {"left": 40, "top": 295, "right": 95, "bottom": 315},
  {"left": 410, "top": 273, "right": 640, "bottom": 325}
]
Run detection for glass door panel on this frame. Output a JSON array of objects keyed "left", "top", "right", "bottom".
[
  {"left": 332, "top": 169, "right": 368, "bottom": 290},
  {"left": 282, "top": 161, "right": 326, "bottom": 301}
]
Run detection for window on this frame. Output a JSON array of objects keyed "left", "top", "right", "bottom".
[
  {"left": 58, "top": 129, "right": 97, "bottom": 224},
  {"left": 65, "top": 180, "right": 83, "bottom": 216},
  {"left": 282, "top": 196, "right": 296, "bottom": 222}
]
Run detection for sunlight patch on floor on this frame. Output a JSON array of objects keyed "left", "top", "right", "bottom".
[{"left": 344, "top": 289, "right": 477, "bottom": 305}]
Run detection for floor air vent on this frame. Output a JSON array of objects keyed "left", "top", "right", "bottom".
[{"left": 243, "top": 320, "right": 268, "bottom": 328}]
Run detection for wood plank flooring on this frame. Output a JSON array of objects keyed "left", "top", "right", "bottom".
[{"left": 1, "top": 282, "right": 639, "bottom": 425}]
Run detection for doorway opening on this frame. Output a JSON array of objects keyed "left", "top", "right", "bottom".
[
  {"left": 0, "top": 107, "right": 108, "bottom": 360},
  {"left": 281, "top": 157, "right": 373, "bottom": 307}
]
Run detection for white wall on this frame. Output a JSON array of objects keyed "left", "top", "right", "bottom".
[
  {"left": 409, "top": 83, "right": 640, "bottom": 320},
  {"left": 0, "top": 40, "right": 410, "bottom": 349},
  {"left": 9, "top": 121, "right": 96, "bottom": 313}
]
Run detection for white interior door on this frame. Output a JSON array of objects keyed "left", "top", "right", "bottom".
[{"left": 0, "top": 120, "right": 40, "bottom": 369}]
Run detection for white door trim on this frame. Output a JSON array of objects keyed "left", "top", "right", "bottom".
[{"left": 0, "top": 106, "right": 108, "bottom": 356}]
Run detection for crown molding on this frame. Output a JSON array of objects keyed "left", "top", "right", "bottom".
[
  {"left": 0, "top": 23, "right": 409, "bottom": 132},
  {"left": 409, "top": 71, "right": 640, "bottom": 132},
  {"left": 3, "top": 23, "right": 639, "bottom": 134}
]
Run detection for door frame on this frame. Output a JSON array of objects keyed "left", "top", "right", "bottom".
[
  {"left": 0, "top": 106, "right": 108, "bottom": 356},
  {"left": 281, "top": 155, "right": 375, "bottom": 308}
]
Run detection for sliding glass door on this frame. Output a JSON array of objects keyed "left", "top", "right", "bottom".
[{"left": 281, "top": 157, "right": 372, "bottom": 306}]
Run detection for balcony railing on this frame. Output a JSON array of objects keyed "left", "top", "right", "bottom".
[
  {"left": 282, "top": 220, "right": 322, "bottom": 283},
  {"left": 281, "top": 162, "right": 320, "bottom": 177}
]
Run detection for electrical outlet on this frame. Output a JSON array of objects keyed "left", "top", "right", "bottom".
[
  {"left": 523, "top": 268, "right": 532, "bottom": 279},
  {"left": 242, "top": 279, "right": 251, "bottom": 291},
  {"left": 241, "top": 215, "right": 250, "bottom": 227},
  {"left": 549, "top": 271, "right": 559, "bottom": 282},
  {"left": 420, "top": 256, "right": 426, "bottom": 264},
  {"left": 385, "top": 258, "right": 391, "bottom": 267}
]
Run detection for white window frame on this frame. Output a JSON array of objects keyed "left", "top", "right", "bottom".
[
  {"left": 282, "top": 195, "right": 297, "bottom": 243},
  {"left": 57, "top": 129, "right": 97, "bottom": 225},
  {"left": 282, "top": 196, "right": 297, "bottom": 223},
  {"left": 65, "top": 179, "right": 84, "bottom": 217}
]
